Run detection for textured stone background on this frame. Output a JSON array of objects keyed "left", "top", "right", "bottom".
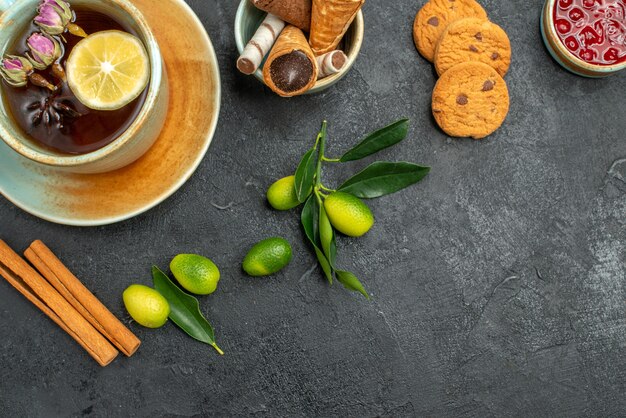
[{"left": 1, "top": 0, "right": 625, "bottom": 416}]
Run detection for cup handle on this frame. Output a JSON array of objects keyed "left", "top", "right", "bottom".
[{"left": 0, "top": 0, "right": 17, "bottom": 14}]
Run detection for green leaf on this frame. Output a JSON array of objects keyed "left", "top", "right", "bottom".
[
  {"left": 314, "top": 247, "right": 333, "bottom": 284},
  {"left": 340, "top": 119, "right": 409, "bottom": 162},
  {"left": 152, "top": 266, "right": 224, "bottom": 355},
  {"left": 301, "top": 195, "right": 320, "bottom": 244},
  {"left": 319, "top": 204, "right": 336, "bottom": 266},
  {"left": 294, "top": 148, "right": 317, "bottom": 202},
  {"left": 338, "top": 162, "right": 431, "bottom": 199},
  {"left": 301, "top": 196, "right": 333, "bottom": 283},
  {"left": 336, "top": 270, "right": 370, "bottom": 299}
]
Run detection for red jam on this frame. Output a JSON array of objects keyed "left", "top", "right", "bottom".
[{"left": 553, "top": 0, "right": 626, "bottom": 65}]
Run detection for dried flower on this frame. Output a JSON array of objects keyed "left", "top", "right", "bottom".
[
  {"left": 33, "top": 0, "right": 88, "bottom": 38},
  {"left": 0, "top": 56, "right": 34, "bottom": 87},
  {"left": 34, "top": 0, "right": 72, "bottom": 35},
  {"left": 26, "top": 32, "right": 61, "bottom": 70}
]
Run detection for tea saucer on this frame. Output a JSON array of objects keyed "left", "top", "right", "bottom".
[{"left": 0, "top": 0, "right": 221, "bottom": 226}]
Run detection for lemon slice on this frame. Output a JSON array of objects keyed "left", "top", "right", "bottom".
[{"left": 66, "top": 30, "right": 150, "bottom": 111}]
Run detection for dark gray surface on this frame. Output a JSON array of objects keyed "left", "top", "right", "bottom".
[{"left": 1, "top": 0, "right": 625, "bottom": 416}]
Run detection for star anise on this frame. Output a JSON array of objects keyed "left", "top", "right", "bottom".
[{"left": 27, "top": 92, "right": 81, "bottom": 132}]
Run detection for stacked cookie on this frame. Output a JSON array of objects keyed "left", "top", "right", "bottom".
[{"left": 413, "top": 0, "right": 511, "bottom": 139}]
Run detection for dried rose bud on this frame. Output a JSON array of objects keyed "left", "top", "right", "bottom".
[
  {"left": 34, "top": 0, "right": 72, "bottom": 35},
  {"left": 26, "top": 32, "right": 61, "bottom": 70},
  {"left": 43, "top": 0, "right": 73, "bottom": 19},
  {"left": 0, "top": 55, "right": 33, "bottom": 87}
]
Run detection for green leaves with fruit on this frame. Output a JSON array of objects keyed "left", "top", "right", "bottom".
[{"left": 266, "top": 119, "right": 431, "bottom": 299}]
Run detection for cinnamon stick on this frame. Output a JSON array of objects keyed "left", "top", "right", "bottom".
[
  {"left": 0, "top": 263, "right": 105, "bottom": 363},
  {"left": 0, "top": 240, "right": 118, "bottom": 366},
  {"left": 25, "top": 240, "right": 141, "bottom": 357}
]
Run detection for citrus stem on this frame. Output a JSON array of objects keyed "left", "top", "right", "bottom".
[
  {"left": 313, "top": 126, "right": 323, "bottom": 150},
  {"left": 319, "top": 185, "right": 336, "bottom": 193},
  {"left": 322, "top": 157, "right": 341, "bottom": 163},
  {"left": 211, "top": 343, "right": 224, "bottom": 356},
  {"left": 315, "top": 121, "right": 328, "bottom": 189},
  {"left": 314, "top": 189, "right": 328, "bottom": 204}
]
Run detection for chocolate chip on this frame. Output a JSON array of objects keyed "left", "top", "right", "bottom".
[
  {"left": 482, "top": 80, "right": 494, "bottom": 91},
  {"left": 469, "top": 45, "right": 479, "bottom": 52},
  {"left": 491, "top": 52, "right": 500, "bottom": 60},
  {"left": 456, "top": 94, "right": 468, "bottom": 105},
  {"left": 475, "top": 32, "right": 483, "bottom": 41},
  {"left": 427, "top": 16, "right": 439, "bottom": 26}
]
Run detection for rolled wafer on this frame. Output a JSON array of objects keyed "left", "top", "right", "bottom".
[
  {"left": 237, "top": 14, "right": 285, "bottom": 75},
  {"left": 252, "top": 0, "right": 312, "bottom": 31},
  {"left": 263, "top": 25, "right": 318, "bottom": 97},
  {"left": 310, "top": 0, "right": 364, "bottom": 56},
  {"left": 316, "top": 50, "right": 348, "bottom": 79}
]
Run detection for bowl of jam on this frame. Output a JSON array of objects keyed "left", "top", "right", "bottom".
[{"left": 541, "top": 0, "right": 626, "bottom": 77}]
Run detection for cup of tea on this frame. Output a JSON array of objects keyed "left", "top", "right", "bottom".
[{"left": 0, "top": 0, "right": 168, "bottom": 174}]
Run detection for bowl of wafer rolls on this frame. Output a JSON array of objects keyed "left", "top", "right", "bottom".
[{"left": 235, "top": 0, "right": 364, "bottom": 97}]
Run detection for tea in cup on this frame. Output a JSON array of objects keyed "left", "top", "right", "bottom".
[{"left": 0, "top": 0, "right": 168, "bottom": 173}]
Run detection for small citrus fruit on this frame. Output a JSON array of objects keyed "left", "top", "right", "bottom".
[
  {"left": 66, "top": 30, "right": 150, "bottom": 110},
  {"left": 323, "top": 192, "right": 374, "bottom": 237},
  {"left": 267, "top": 176, "right": 300, "bottom": 210},
  {"left": 170, "top": 254, "right": 220, "bottom": 295},
  {"left": 123, "top": 284, "right": 170, "bottom": 328},
  {"left": 243, "top": 237, "right": 292, "bottom": 276}
]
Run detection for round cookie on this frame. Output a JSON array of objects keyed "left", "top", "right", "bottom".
[
  {"left": 432, "top": 61, "right": 509, "bottom": 139},
  {"left": 435, "top": 18, "right": 511, "bottom": 77},
  {"left": 413, "top": 0, "right": 488, "bottom": 62}
]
